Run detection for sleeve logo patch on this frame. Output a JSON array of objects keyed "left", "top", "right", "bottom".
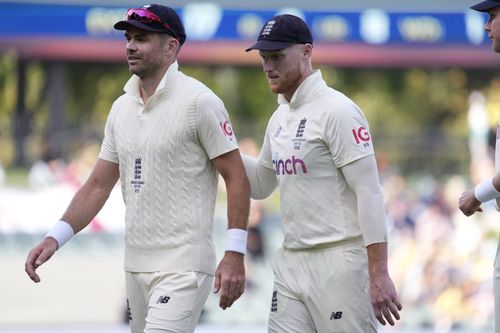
[
  {"left": 220, "top": 120, "right": 234, "bottom": 137},
  {"left": 352, "top": 127, "right": 371, "bottom": 148}
]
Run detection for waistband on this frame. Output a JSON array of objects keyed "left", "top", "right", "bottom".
[{"left": 283, "top": 235, "right": 364, "bottom": 252}]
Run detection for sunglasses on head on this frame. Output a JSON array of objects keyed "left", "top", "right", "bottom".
[{"left": 126, "top": 8, "right": 179, "bottom": 40}]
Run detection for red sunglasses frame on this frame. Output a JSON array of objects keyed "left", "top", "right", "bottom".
[{"left": 126, "top": 8, "right": 179, "bottom": 40}]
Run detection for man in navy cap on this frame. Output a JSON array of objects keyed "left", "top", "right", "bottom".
[
  {"left": 460, "top": 1, "right": 500, "bottom": 332},
  {"left": 470, "top": 0, "right": 500, "bottom": 51},
  {"left": 25, "top": 4, "right": 250, "bottom": 332},
  {"left": 243, "top": 14, "right": 402, "bottom": 332}
]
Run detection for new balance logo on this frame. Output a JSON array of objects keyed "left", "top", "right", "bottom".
[
  {"left": 271, "top": 291, "right": 278, "bottom": 312},
  {"left": 157, "top": 296, "right": 170, "bottom": 304},
  {"left": 330, "top": 311, "right": 343, "bottom": 320}
]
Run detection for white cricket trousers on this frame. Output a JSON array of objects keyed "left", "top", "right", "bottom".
[
  {"left": 268, "top": 236, "right": 378, "bottom": 333},
  {"left": 126, "top": 271, "right": 213, "bottom": 333},
  {"left": 495, "top": 239, "right": 500, "bottom": 333}
]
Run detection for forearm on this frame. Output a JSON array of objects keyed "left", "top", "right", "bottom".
[
  {"left": 459, "top": 174, "right": 500, "bottom": 215},
  {"left": 494, "top": 173, "right": 500, "bottom": 190},
  {"left": 225, "top": 174, "right": 250, "bottom": 230},
  {"left": 367, "top": 242, "right": 389, "bottom": 277},
  {"left": 366, "top": 241, "right": 402, "bottom": 326},
  {"left": 212, "top": 150, "right": 251, "bottom": 256},
  {"left": 59, "top": 159, "right": 119, "bottom": 234},
  {"left": 474, "top": 175, "right": 500, "bottom": 203},
  {"left": 241, "top": 154, "right": 277, "bottom": 199}
]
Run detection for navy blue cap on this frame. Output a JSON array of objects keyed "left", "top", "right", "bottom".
[
  {"left": 471, "top": 0, "right": 500, "bottom": 12},
  {"left": 114, "top": 4, "right": 186, "bottom": 45},
  {"left": 246, "top": 14, "right": 313, "bottom": 52}
]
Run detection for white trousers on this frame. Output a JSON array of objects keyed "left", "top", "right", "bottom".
[
  {"left": 268, "top": 237, "right": 377, "bottom": 333},
  {"left": 126, "top": 271, "right": 213, "bottom": 333},
  {"left": 495, "top": 240, "right": 500, "bottom": 333}
]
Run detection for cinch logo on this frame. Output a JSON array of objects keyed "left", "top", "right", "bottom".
[
  {"left": 272, "top": 155, "right": 307, "bottom": 175},
  {"left": 352, "top": 127, "right": 371, "bottom": 144}
]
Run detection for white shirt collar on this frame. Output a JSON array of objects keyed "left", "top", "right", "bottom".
[
  {"left": 123, "top": 61, "right": 180, "bottom": 102},
  {"left": 277, "top": 70, "right": 326, "bottom": 108}
]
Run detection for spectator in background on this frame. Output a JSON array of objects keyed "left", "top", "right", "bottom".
[
  {"left": 28, "top": 137, "right": 66, "bottom": 189},
  {"left": 24, "top": 4, "right": 250, "bottom": 333},
  {"left": 0, "top": 162, "right": 4, "bottom": 187},
  {"left": 243, "top": 14, "right": 401, "bottom": 332},
  {"left": 460, "top": 1, "right": 500, "bottom": 333},
  {"left": 247, "top": 199, "right": 265, "bottom": 260}
]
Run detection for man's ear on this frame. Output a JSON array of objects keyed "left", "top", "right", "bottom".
[
  {"left": 165, "top": 37, "right": 180, "bottom": 56},
  {"left": 303, "top": 43, "right": 313, "bottom": 58}
]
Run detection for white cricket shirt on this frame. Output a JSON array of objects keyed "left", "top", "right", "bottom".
[{"left": 258, "top": 70, "right": 375, "bottom": 249}]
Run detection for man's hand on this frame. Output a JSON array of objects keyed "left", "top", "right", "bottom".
[
  {"left": 459, "top": 189, "right": 483, "bottom": 216},
  {"left": 370, "top": 271, "right": 402, "bottom": 326},
  {"left": 25, "top": 237, "right": 58, "bottom": 283},
  {"left": 367, "top": 242, "right": 402, "bottom": 326},
  {"left": 213, "top": 251, "right": 245, "bottom": 310}
]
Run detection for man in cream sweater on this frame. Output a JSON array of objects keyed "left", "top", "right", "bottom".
[{"left": 25, "top": 4, "right": 250, "bottom": 333}]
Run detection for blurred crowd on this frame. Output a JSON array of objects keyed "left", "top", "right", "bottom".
[{"left": 382, "top": 170, "right": 496, "bottom": 332}]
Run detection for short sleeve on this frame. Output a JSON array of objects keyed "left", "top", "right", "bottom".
[
  {"left": 98, "top": 100, "right": 120, "bottom": 164},
  {"left": 196, "top": 91, "right": 239, "bottom": 159},
  {"left": 325, "top": 101, "right": 374, "bottom": 168}
]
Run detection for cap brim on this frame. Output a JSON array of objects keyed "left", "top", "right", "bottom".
[
  {"left": 471, "top": 0, "right": 500, "bottom": 12},
  {"left": 245, "top": 40, "right": 298, "bottom": 52},
  {"left": 114, "top": 20, "right": 166, "bottom": 32}
]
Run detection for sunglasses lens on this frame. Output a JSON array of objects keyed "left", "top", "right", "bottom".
[
  {"left": 127, "top": 9, "right": 156, "bottom": 22},
  {"left": 125, "top": 8, "right": 178, "bottom": 40}
]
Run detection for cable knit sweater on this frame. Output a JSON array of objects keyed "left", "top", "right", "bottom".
[{"left": 99, "top": 62, "right": 238, "bottom": 274}]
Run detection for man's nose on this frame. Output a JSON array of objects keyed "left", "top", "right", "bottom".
[
  {"left": 484, "top": 21, "right": 492, "bottom": 32},
  {"left": 126, "top": 40, "right": 136, "bottom": 51},
  {"left": 262, "top": 60, "right": 273, "bottom": 73}
]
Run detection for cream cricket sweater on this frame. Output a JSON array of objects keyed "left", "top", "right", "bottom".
[{"left": 99, "top": 62, "right": 238, "bottom": 274}]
